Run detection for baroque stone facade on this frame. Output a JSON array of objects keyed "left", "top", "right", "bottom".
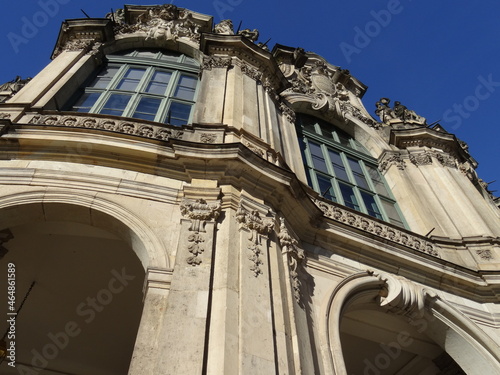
[{"left": 0, "top": 4, "right": 499, "bottom": 375}]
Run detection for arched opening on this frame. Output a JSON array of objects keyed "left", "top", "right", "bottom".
[
  {"left": 0, "top": 203, "right": 147, "bottom": 374},
  {"left": 323, "top": 273, "right": 500, "bottom": 375}
]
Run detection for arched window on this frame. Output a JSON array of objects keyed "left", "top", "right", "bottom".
[
  {"left": 297, "top": 114, "right": 406, "bottom": 227},
  {"left": 70, "top": 49, "right": 199, "bottom": 126}
]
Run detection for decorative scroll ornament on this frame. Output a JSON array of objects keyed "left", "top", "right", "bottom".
[
  {"left": 379, "top": 152, "right": 406, "bottom": 172},
  {"left": 180, "top": 198, "right": 221, "bottom": 265},
  {"left": 314, "top": 199, "right": 439, "bottom": 257},
  {"left": 236, "top": 205, "right": 275, "bottom": 277},
  {"left": 278, "top": 218, "right": 305, "bottom": 304},
  {"left": 370, "top": 270, "right": 437, "bottom": 319}
]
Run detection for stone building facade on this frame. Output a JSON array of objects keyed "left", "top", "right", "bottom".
[{"left": 0, "top": 4, "right": 499, "bottom": 375}]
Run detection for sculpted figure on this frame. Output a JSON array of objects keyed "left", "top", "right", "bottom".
[{"left": 214, "top": 19, "right": 234, "bottom": 35}]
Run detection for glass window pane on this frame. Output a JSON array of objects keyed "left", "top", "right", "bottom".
[
  {"left": 100, "top": 94, "right": 131, "bottom": 116},
  {"left": 116, "top": 68, "right": 146, "bottom": 91},
  {"left": 146, "top": 71, "right": 172, "bottom": 94},
  {"left": 317, "top": 174, "right": 336, "bottom": 202},
  {"left": 90, "top": 66, "right": 120, "bottom": 89},
  {"left": 339, "top": 183, "right": 359, "bottom": 210},
  {"left": 72, "top": 92, "right": 100, "bottom": 112},
  {"left": 381, "top": 200, "right": 404, "bottom": 227},
  {"left": 133, "top": 97, "right": 161, "bottom": 120},
  {"left": 166, "top": 102, "right": 192, "bottom": 126},
  {"left": 361, "top": 192, "right": 382, "bottom": 219},
  {"left": 174, "top": 75, "right": 197, "bottom": 100},
  {"left": 366, "top": 165, "right": 390, "bottom": 196},
  {"left": 347, "top": 158, "right": 369, "bottom": 189},
  {"left": 328, "top": 150, "right": 349, "bottom": 181},
  {"left": 309, "top": 142, "right": 328, "bottom": 174}
]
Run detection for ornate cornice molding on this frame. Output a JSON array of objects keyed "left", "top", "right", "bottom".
[{"left": 314, "top": 198, "right": 439, "bottom": 257}]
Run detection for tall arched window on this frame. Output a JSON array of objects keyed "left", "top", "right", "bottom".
[
  {"left": 70, "top": 49, "right": 199, "bottom": 126},
  {"left": 297, "top": 114, "right": 406, "bottom": 227}
]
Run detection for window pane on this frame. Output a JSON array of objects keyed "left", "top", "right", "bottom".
[
  {"left": 309, "top": 142, "right": 328, "bottom": 174},
  {"left": 360, "top": 192, "right": 382, "bottom": 219},
  {"left": 339, "top": 183, "right": 359, "bottom": 210},
  {"left": 381, "top": 200, "right": 404, "bottom": 227},
  {"left": 347, "top": 158, "right": 369, "bottom": 189},
  {"left": 73, "top": 92, "right": 100, "bottom": 112},
  {"left": 166, "top": 102, "right": 192, "bottom": 126},
  {"left": 100, "top": 94, "right": 131, "bottom": 116},
  {"left": 366, "top": 166, "right": 390, "bottom": 196},
  {"left": 132, "top": 97, "right": 161, "bottom": 121},
  {"left": 146, "top": 71, "right": 172, "bottom": 94},
  {"left": 174, "top": 75, "right": 197, "bottom": 100},
  {"left": 90, "top": 66, "right": 120, "bottom": 89},
  {"left": 317, "top": 174, "right": 336, "bottom": 202},
  {"left": 116, "top": 68, "right": 146, "bottom": 91},
  {"left": 328, "top": 150, "right": 349, "bottom": 181}
]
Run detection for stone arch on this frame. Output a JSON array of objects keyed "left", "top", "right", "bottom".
[
  {"left": 0, "top": 189, "right": 169, "bottom": 270},
  {"left": 319, "top": 272, "right": 500, "bottom": 374}
]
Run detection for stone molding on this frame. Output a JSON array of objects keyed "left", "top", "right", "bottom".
[
  {"left": 236, "top": 204, "right": 275, "bottom": 277},
  {"left": 200, "top": 56, "right": 232, "bottom": 72},
  {"left": 314, "top": 198, "right": 439, "bottom": 257},
  {"left": 379, "top": 152, "right": 406, "bottom": 172},
  {"left": 278, "top": 217, "right": 305, "bottom": 304},
  {"left": 28, "top": 113, "right": 184, "bottom": 141}
]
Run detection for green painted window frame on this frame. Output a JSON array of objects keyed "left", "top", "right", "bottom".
[
  {"left": 71, "top": 49, "right": 199, "bottom": 126},
  {"left": 297, "top": 114, "right": 407, "bottom": 228}
]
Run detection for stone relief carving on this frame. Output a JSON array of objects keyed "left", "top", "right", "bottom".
[
  {"left": 0, "top": 76, "right": 32, "bottom": 103},
  {"left": 236, "top": 205, "right": 275, "bottom": 277},
  {"left": 114, "top": 5, "right": 201, "bottom": 44},
  {"left": 409, "top": 152, "right": 433, "bottom": 167},
  {"left": 200, "top": 133, "right": 217, "bottom": 143},
  {"left": 180, "top": 198, "right": 221, "bottom": 265},
  {"left": 278, "top": 218, "right": 305, "bottom": 304},
  {"left": 376, "top": 98, "right": 426, "bottom": 125},
  {"left": 476, "top": 249, "right": 493, "bottom": 261},
  {"left": 379, "top": 152, "right": 406, "bottom": 172},
  {"left": 29, "top": 114, "right": 184, "bottom": 141},
  {"left": 433, "top": 151, "right": 457, "bottom": 169},
  {"left": 279, "top": 102, "right": 296, "bottom": 123},
  {"left": 201, "top": 56, "right": 232, "bottom": 72},
  {"left": 238, "top": 28, "right": 259, "bottom": 42},
  {"left": 214, "top": 19, "right": 234, "bottom": 35},
  {"left": 282, "top": 61, "right": 379, "bottom": 128},
  {"left": 315, "top": 199, "right": 439, "bottom": 257},
  {"left": 0, "top": 113, "right": 11, "bottom": 119},
  {"left": 370, "top": 270, "right": 437, "bottom": 318}
]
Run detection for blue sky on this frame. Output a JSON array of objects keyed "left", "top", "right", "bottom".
[{"left": 1, "top": 0, "right": 499, "bottom": 191}]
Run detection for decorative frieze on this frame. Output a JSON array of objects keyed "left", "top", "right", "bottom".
[
  {"left": 314, "top": 199, "right": 439, "bottom": 257},
  {"left": 236, "top": 205, "right": 275, "bottom": 277},
  {"left": 180, "top": 198, "right": 221, "bottom": 265},
  {"left": 29, "top": 114, "right": 184, "bottom": 141},
  {"left": 278, "top": 218, "right": 305, "bottom": 304}
]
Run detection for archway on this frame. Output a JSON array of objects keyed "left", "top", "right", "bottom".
[
  {"left": 322, "top": 272, "right": 500, "bottom": 375},
  {"left": 0, "top": 199, "right": 165, "bottom": 374}
]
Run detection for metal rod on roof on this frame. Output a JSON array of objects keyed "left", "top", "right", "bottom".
[
  {"left": 236, "top": 20, "right": 242, "bottom": 34},
  {"left": 81, "top": 9, "right": 91, "bottom": 18}
]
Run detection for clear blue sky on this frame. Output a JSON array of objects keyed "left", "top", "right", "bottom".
[{"left": 1, "top": 0, "right": 499, "bottom": 191}]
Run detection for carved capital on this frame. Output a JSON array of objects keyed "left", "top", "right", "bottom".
[
  {"left": 379, "top": 152, "right": 406, "bottom": 172},
  {"left": 409, "top": 152, "right": 433, "bottom": 167},
  {"left": 180, "top": 198, "right": 221, "bottom": 231},
  {"left": 201, "top": 56, "right": 232, "bottom": 71}
]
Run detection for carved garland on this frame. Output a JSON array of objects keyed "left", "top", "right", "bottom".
[
  {"left": 180, "top": 198, "right": 221, "bottom": 265},
  {"left": 314, "top": 199, "right": 439, "bottom": 257},
  {"left": 29, "top": 114, "right": 184, "bottom": 141},
  {"left": 236, "top": 205, "right": 275, "bottom": 277},
  {"left": 278, "top": 218, "right": 305, "bottom": 304}
]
